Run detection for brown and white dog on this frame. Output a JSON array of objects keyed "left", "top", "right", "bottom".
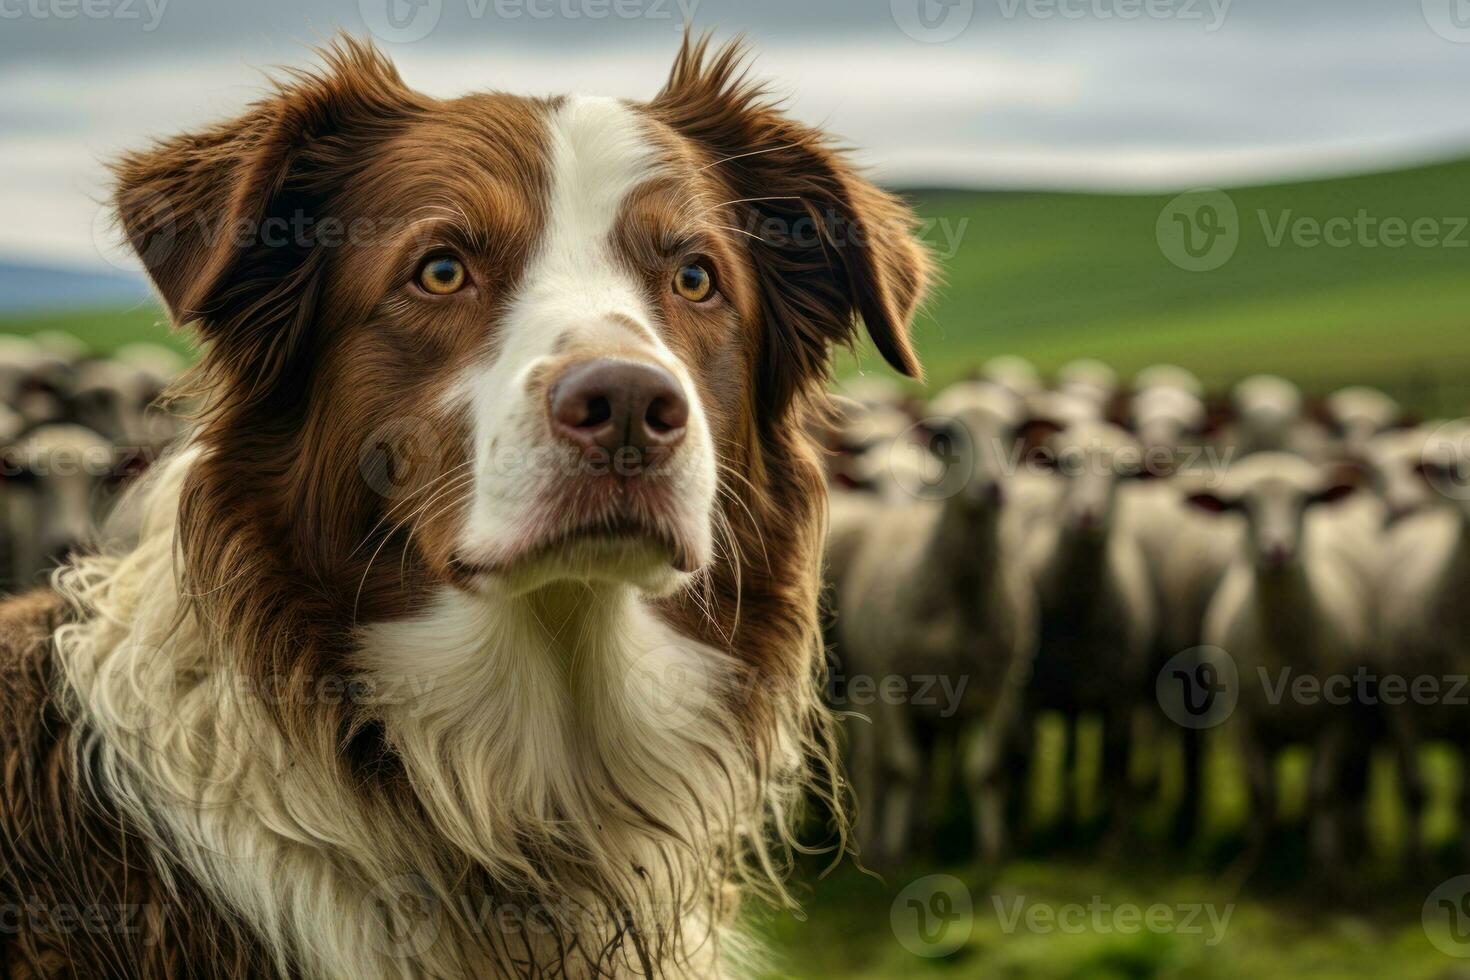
[{"left": 0, "top": 36, "right": 929, "bottom": 979}]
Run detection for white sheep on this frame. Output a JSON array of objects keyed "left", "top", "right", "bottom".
[
  {"left": 1324, "top": 385, "right": 1401, "bottom": 461},
  {"left": 1024, "top": 420, "right": 1157, "bottom": 841},
  {"left": 1131, "top": 384, "right": 1207, "bottom": 467},
  {"left": 1135, "top": 364, "right": 1204, "bottom": 399},
  {"left": 1376, "top": 420, "right": 1470, "bottom": 864},
  {"left": 1055, "top": 358, "right": 1119, "bottom": 412},
  {"left": 832, "top": 381, "right": 1040, "bottom": 864},
  {"left": 981, "top": 354, "right": 1043, "bottom": 399},
  {"left": 1223, "top": 374, "right": 1329, "bottom": 460},
  {"left": 1188, "top": 453, "right": 1380, "bottom": 869},
  {"left": 1121, "top": 471, "right": 1241, "bottom": 842},
  {"left": 2, "top": 423, "right": 120, "bottom": 591}
]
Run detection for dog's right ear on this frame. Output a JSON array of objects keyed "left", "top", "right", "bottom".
[{"left": 110, "top": 38, "right": 420, "bottom": 372}]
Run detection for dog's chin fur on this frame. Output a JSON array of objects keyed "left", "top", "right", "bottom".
[
  {"left": 52, "top": 447, "right": 798, "bottom": 979},
  {"left": 484, "top": 535, "right": 695, "bottom": 598}
]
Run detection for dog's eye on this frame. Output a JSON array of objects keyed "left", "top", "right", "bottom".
[
  {"left": 672, "top": 262, "right": 715, "bottom": 303},
  {"left": 417, "top": 256, "right": 467, "bottom": 295}
]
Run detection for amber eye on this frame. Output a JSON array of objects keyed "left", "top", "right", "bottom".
[
  {"left": 417, "top": 255, "right": 467, "bottom": 295},
  {"left": 672, "top": 262, "right": 715, "bottom": 303}
]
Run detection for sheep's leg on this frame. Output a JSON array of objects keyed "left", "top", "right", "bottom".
[
  {"left": 1100, "top": 704, "right": 1134, "bottom": 850},
  {"left": 1058, "top": 713, "right": 1080, "bottom": 837},
  {"left": 845, "top": 712, "right": 881, "bottom": 862},
  {"left": 1004, "top": 710, "right": 1036, "bottom": 840},
  {"left": 1386, "top": 710, "right": 1427, "bottom": 869},
  {"left": 1172, "top": 725, "right": 1204, "bottom": 847},
  {"left": 1459, "top": 744, "right": 1470, "bottom": 865},
  {"left": 874, "top": 700, "right": 923, "bottom": 867},
  {"left": 1235, "top": 734, "right": 1276, "bottom": 882},
  {"left": 966, "top": 715, "right": 1018, "bottom": 866},
  {"left": 907, "top": 730, "right": 941, "bottom": 856},
  {"left": 1308, "top": 726, "right": 1346, "bottom": 871}
]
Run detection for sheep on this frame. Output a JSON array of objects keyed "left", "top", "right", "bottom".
[
  {"left": 1366, "top": 424, "right": 1444, "bottom": 525},
  {"left": 29, "top": 329, "right": 89, "bottom": 364},
  {"left": 1, "top": 423, "right": 120, "bottom": 591},
  {"left": 822, "top": 398, "right": 931, "bottom": 504},
  {"left": 1376, "top": 420, "right": 1470, "bottom": 864},
  {"left": 1023, "top": 420, "right": 1157, "bottom": 841},
  {"left": 1135, "top": 363, "right": 1204, "bottom": 399},
  {"left": 831, "top": 381, "right": 1040, "bottom": 865},
  {"left": 981, "top": 354, "right": 1043, "bottom": 399},
  {"left": 1121, "top": 471, "right": 1241, "bottom": 843},
  {"left": 1131, "top": 384, "right": 1207, "bottom": 469},
  {"left": 836, "top": 374, "right": 907, "bottom": 411},
  {"left": 1222, "top": 374, "right": 1329, "bottom": 460},
  {"left": 1055, "top": 358, "right": 1119, "bottom": 413},
  {"left": 1324, "top": 385, "right": 1401, "bottom": 461},
  {"left": 1188, "top": 453, "right": 1380, "bottom": 869}
]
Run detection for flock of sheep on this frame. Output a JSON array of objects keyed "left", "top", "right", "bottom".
[
  {"left": 3, "top": 330, "right": 1466, "bottom": 878},
  {"left": 0, "top": 331, "right": 184, "bottom": 593},
  {"left": 820, "top": 357, "right": 1470, "bottom": 873}
]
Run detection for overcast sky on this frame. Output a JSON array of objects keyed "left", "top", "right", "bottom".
[{"left": 3, "top": 0, "right": 1469, "bottom": 272}]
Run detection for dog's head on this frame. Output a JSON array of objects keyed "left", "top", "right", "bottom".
[{"left": 111, "top": 36, "right": 928, "bottom": 685}]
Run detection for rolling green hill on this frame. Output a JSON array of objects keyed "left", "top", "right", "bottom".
[
  {"left": 5, "top": 157, "right": 1467, "bottom": 411},
  {"left": 886, "top": 158, "right": 1470, "bottom": 412}
]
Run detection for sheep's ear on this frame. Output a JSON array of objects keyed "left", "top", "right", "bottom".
[
  {"left": 110, "top": 38, "right": 418, "bottom": 381},
  {"left": 1185, "top": 491, "right": 1233, "bottom": 514},
  {"left": 1312, "top": 463, "right": 1365, "bottom": 506},
  {"left": 1016, "top": 417, "right": 1064, "bottom": 452},
  {"left": 651, "top": 34, "right": 932, "bottom": 411}
]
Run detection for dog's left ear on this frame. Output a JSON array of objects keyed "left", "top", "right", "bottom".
[
  {"left": 109, "top": 37, "right": 420, "bottom": 399},
  {"left": 651, "top": 35, "right": 933, "bottom": 411}
]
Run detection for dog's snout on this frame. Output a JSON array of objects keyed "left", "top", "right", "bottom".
[{"left": 549, "top": 359, "right": 689, "bottom": 458}]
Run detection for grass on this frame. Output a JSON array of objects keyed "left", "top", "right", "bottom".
[
  {"left": 756, "top": 718, "right": 1470, "bottom": 979},
  {"left": 0, "top": 301, "right": 188, "bottom": 357}
]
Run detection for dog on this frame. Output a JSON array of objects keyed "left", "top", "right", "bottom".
[{"left": 0, "top": 35, "right": 930, "bottom": 979}]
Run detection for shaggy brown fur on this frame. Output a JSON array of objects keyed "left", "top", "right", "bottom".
[{"left": 0, "top": 592, "right": 284, "bottom": 978}]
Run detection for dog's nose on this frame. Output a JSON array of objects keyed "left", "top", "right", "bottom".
[{"left": 549, "top": 359, "right": 688, "bottom": 460}]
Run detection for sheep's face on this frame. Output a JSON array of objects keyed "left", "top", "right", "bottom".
[
  {"left": 1187, "top": 453, "right": 1358, "bottom": 570},
  {"left": 1045, "top": 421, "right": 1146, "bottom": 535},
  {"left": 1369, "top": 429, "right": 1437, "bottom": 525},
  {"left": 1131, "top": 386, "right": 1205, "bottom": 460},
  {"left": 1326, "top": 386, "right": 1400, "bottom": 459},
  {"left": 1233, "top": 375, "right": 1301, "bottom": 448},
  {"left": 1413, "top": 422, "right": 1470, "bottom": 521},
  {"left": 925, "top": 382, "right": 1030, "bottom": 511}
]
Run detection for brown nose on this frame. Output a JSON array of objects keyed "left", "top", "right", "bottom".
[{"left": 549, "top": 359, "right": 688, "bottom": 464}]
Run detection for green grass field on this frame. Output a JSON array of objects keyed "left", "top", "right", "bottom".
[
  {"left": 5, "top": 158, "right": 1469, "bottom": 978},
  {"left": 757, "top": 719, "right": 1470, "bottom": 979}
]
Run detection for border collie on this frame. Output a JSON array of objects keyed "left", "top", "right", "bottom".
[{"left": 0, "top": 35, "right": 929, "bottom": 978}]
